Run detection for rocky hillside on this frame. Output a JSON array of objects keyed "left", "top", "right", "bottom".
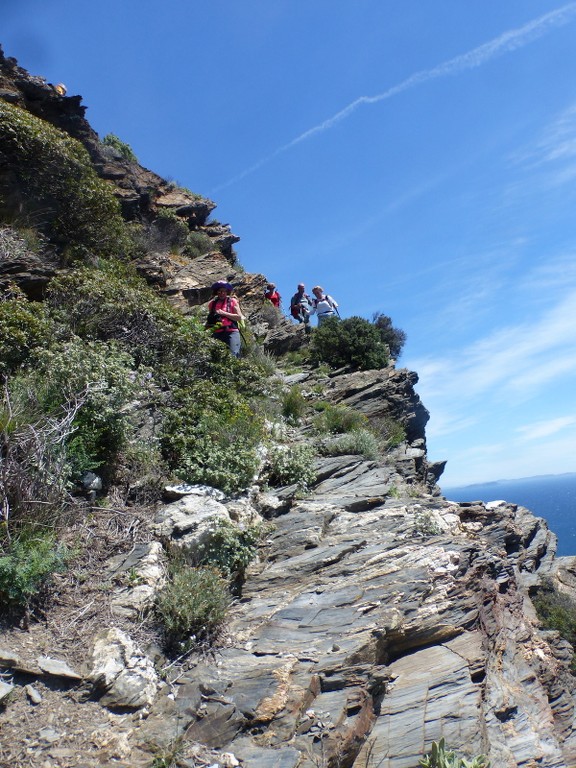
[{"left": 2, "top": 48, "right": 576, "bottom": 768}]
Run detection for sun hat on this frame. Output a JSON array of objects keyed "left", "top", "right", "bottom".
[{"left": 212, "top": 280, "right": 233, "bottom": 292}]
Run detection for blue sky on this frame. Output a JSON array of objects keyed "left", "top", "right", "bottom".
[{"left": 3, "top": 1, "right": 576, "bottom": 487}]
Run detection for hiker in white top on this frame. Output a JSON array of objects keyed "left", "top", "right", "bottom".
[{"left": 311, "top": 286, "right": 339, "bottom": 325}]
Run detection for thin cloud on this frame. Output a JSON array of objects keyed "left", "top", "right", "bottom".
[
  {"left": 411, "top": 287, "right": 576, "bottom": 405},
  {"left": 213, "top": 3, "right": 576, "bottom": 192},
  {"left": 517, "top": 416, "right": 576, "bottom": 441}
]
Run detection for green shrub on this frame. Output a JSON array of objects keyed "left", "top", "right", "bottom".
[
  {"left": 372, "top": 312, "right": 407, "bottom": 359},
  {"left": 28, "top": 338, "right": 142, "bottom": 478},
  {"left": 0, "top": 100, "right": 132, "bottom": 260},
  {"left": 102, "top": 133, "right": 138, "bottom": 163},
  {"left": 314, "top": 403, "right": 368, "bottom": 434},
  {"left": 156, "top": 561, "right": 230, "bottom": 652},
  {"left": 413, "top": 511, "right": 442, "bottom": 537},
  {"left": 533, "top": 579, "right": 576, "bottom": 666},
  {"left": 149, "top": 209, "right": 189, "bottom": 253},
  {"left": 198, "top": 518, "right": 263, "bottom": 582},
  {"left": 0, "top": 294, "right": 55, "bottom": 375},
  {"left": 266, "top": 444, "right": 317, "bottom": 490},
  {"left": 282, "top": 385, "right": 307, "bottom": 424},
  {"left": 310, "top": 316, "right": 389, "bottom": 371},
  {"left": 163, "top": 396, "right": 265, "bottom": 495},
  {"left": 0, "top": 528, "right": 69, "bottom": 613},
  {"left": 320, "top": 428, "right": 380, "bottom": 460},
  {"left": 420, "top": 738, "right": 489, "bottom": 768},
  {"left": 375, "top": 416, "right": 406, "bottom": 448},
  {"left": 184, "top": 230, "right": 215, "bottom": 259}
]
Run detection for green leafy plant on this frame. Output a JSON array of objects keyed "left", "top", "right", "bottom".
[
  {"left": 102, "top": 133, "right": 138, "bottom": 162},
  {"left": 371, "top": 312, "right": 407, "bottom": 359},
  {"left": 198, "top": 518, "right": 263, "bottom": 584},
  {"left": 374, "top": 415, "right": 406, "bottom": 448},
  {"left": 0, "top": 100, "right": 133, "bottom": 260},
  {"left": 164, "top": 398, "right": 265, "bottom": 495},
  {"left": 320, "top": 428, "right": 380, "bottom": 460},
  {"left": 533, "top": 578, "right": 576, "bottom": 671},
  {"left": 184, "top": 230, "right": 215, "bottom": 258},
  {"left": 309, "top": 316, "right": 390, "bottom": 371},
  {"left": 266, "top": 444, "right": 317, "bottom": 491},
  {"left": 413, "top": 511, "right": 442, "bottom": 537},
  {"left": 0, "top": 293, "right": 55, "bottom": 375},
  {"left": 156, "top": 560, "right": 230, "bottom": 652},
  {"left": 0, "top": 528, "right": 69, "bottom": 613},
  {"left": 149, "top": 209, "right": 189, "bottom": 253},
  {"left": 419, "top": 738, "right": 489, "bottom": 768},
  {"left": 282, "top": 385, "right": 307, "bottom": 424},
  {"left": 314, "top": 403, "right": 368, "bottom": 434},
  {"left": 29, "top": 338, "right": 142, "bottom": 480}
]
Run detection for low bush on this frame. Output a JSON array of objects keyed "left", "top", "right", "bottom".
[
  {"left": 368, "top": 415, "right": 407, "bottom": 449},
  {"left": 0, "top": 100, "right": 133, "bottom": 260},
  {"left": 266, "top": 444, "right": 317, "bottom": 491},
  {"left": 148, "top": 209, "right": 190, "bottom": 254},
  {"left": 420, "top": 738, "right": 489, "bottom": 767},
  {"left": 184, "top": 230, "right": 215, "bottom": 259},
  {"left": 309, "top": 316, "right": 389, "bottom": 371},
  {"left": 320, "top": 428, "right": 380, "bottom": 460},
  {"left": 29, "top": 338, "right": 143, "bottom": 481},
  {"left": 163, "top": 396, "right": 265, "bottom": 495},
  {"left": 0, "top": 380, "right": 77, "bottom": 534},
  {"left": 372, "top": 312, "right": 407, "bottom": 359},
  {"left": 0, "top": 293, "right": 56, "bottom": 375},
  {"left": 282, "top": 385, "right": 307, "bottom": 424},
  {"left": 533, "top": 579, "right": 576, "bottom": 667},
  {"left": 0, "top": 527, "right": 69, "bottom": 614},
  {"left": 156, "top": 560, "right": 230, "bottom": 652},
  {"left": 314, "top": 403, "right": 368, "bottom": 434},
  {"left": 198, "top": 518, "right": 263, "bottom": 583},
  {"left": 102, "top": 133, "right": 138, "bottom": 163}
]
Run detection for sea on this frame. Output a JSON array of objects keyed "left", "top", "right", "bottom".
[{"left": 442, "top": 473, "right": 576, "bottom": 557}]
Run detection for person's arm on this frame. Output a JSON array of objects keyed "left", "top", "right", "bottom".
[{"left": 217, "top": 298, "right": 243, "bottom": 322}]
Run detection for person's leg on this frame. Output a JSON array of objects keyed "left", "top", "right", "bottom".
[{"left": 229, "top": 331, "right": 241, "bottom": 358}]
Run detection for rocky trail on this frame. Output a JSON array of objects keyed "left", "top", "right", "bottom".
[{"left": 2, "top": 363, "right": 576, "bottom": 768}]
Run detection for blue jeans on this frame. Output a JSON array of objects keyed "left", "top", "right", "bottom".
[{"left": 213, "top": 330, "right": 241, "bottom": 358}]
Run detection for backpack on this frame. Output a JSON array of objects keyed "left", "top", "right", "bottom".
[{"left": 206, "top": 296, "right": 238, "bottom": 330}]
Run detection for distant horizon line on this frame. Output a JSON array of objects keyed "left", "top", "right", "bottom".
[{"left": 443, "top": 471, "right": 576, "bottom": 489}]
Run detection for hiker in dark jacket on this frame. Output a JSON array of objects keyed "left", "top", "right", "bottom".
[{"left": 290, "top": 283, "right": 312, "bottom": 333}]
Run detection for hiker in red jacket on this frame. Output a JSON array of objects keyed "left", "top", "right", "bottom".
[
  {"left": 264, "top": 283, "right": 281, "bottom": 308},
  {"left": 205, "top": 281, "right": 243, "bottom": 357}
]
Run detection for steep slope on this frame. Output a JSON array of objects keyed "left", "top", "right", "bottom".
[{"left": 1, "top": 49, "right": 576, "bottom": 768}]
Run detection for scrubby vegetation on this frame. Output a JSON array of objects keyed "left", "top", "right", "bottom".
[
  {"left": 419, "top": 738, "right": 489, "bottom": 767},
  {"left": 532, "top": 578, "right": 576, "bottom": 671},
  {"left": 156, "top": 559, "right": 231, "bottom": 652},
  {"left": 102, "top": 133, "right": 138, "bottom": 163},
  {"left": 309, "top": 314, "right": 406, "bottom": 372},
  {"left": 310, "top": 316, "right": 388, "bottom": 371},
  {"left": 0, "top": 100, "right": 133, "bottom": 260}
]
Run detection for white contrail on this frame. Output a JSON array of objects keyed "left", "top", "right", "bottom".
[{"left": 212, "top": 3, "right": 576, "bottom": 192}]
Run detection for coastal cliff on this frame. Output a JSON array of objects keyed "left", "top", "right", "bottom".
[{"left": 1, "top": 48, "right": 576, "bottom": 768}]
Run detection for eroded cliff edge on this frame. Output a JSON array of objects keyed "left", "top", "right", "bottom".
[{"left": 1, "top": 48, "right": 576, "bottom": 768}]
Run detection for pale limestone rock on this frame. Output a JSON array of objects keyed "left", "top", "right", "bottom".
[{"left": 89, "top": 628, "right": 157, "bottom": 710}]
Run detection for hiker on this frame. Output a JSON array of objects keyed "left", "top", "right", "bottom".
[
  {"left": 290, "top": 283, "right": 312, "bottom": 333},
  {"left": 205, "top": 280, "right": 243, "bottom": 358},
  {"left": 264, "top": 283, "right": 281, "bottom": 308},
  {"left": 311, "top": 286, "right": 339, "bottom": 325}
]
